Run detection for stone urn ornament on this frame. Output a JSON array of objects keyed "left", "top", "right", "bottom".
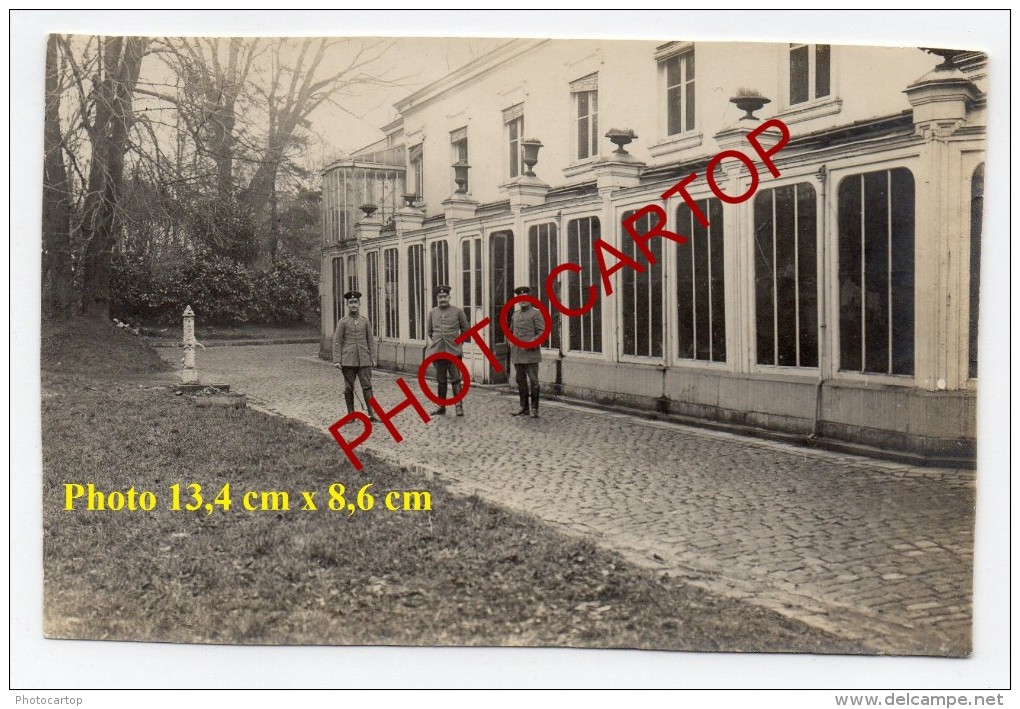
[
  {"left": 521, "top": 138, "right": 544, "bottom": 177},
  {"left": 452, "top": 161, "right": 471, "bottom": 193},
  {"left": 730, "top": 89, "right": 771, "bottom": 121},
  {"left": 359, "top": 203, "right": 379, "bottom": 219},
  {"left": 605, "top": 128, "right": 638, "bottom": 155}
]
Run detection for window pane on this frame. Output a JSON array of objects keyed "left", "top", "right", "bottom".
[
  {"left": 692, "top": 204, "right": 710, "bottom": 360},
  {"left": 473, "top": 238, "right": 482, "bottom": 310},
  {"left": 685, "top": 76, "right": 696, "bottom": 132},
  {"left": 667, "top": 86, "right": 682, "bottom": 136},
  {"left": 578, "top": 117, "right": 589, "bottom": 160},
  {"left": 797, "top": 183, "right": 818, "bottom": 368},
  {"left": 790, "top": 45, "right": 809, "bottom": 104},
  {"left": 666, "top": 55, "right": 680, "bottom": 87},
  {"left": 754, "top": 192, "right": 776, "bottom": 366},
  {"left": 332, "top": 257, "right": 344, "bottom": 326},
  {"left": 775, "top": 185, "right": 798, "bottom": 366},
  {"left": 863, "top": 171, "right": 890, "bottom": 374},
  {"left": 815, "top": 44, "right": 831, "bottom": 98},
  {"left": 838, "top": 175, "right": 863, "bottom": 372},
  {"left": 889, "top": 168, "right": 915, "bottom": 376},
  {"left": 529, "top": 223, "right": 560, "bottom": 350},
  {"left": 708, "top": 199, "right": 726, "bottom": 362},
  {"left": 676, "top": 207, "right": 695, "bottom": 359},
  {"left": 622, "top": 211, "right": 662, "bottom": 357},
  {"left": 591, "top": 94, "right": 598, "bottom": 157},
  {"left": 461, "top": 240, "right": 471, "bottom": 310},
  {"left": 969, "top": 164, "right": 984, "bottom": 378},
  {"left": 590, "top": 218, "right": 602, "bottom": 352},
  {"left": 838, "top": 170, "right": 914, "bottom": 376}
]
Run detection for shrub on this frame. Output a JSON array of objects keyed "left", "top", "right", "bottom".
[{"left": 111, "top": 251, "right": 319, "bottom": 326}]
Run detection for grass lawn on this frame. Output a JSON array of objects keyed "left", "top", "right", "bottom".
[
  {"left": 141, "top": 322, "right": 319, "bottom": 343},
  {"left": 42, "top": 317, "right": 867, "bottom": 652}
]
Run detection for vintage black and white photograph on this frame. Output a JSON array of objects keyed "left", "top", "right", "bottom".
[{"left": 15, "top": 9, "right": 1009, "bottom": 692}]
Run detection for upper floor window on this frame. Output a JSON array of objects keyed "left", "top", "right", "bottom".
[
  {"left": 570, "top": 73, "right": 599, "bottom": 161},
  {"left": 789, "top": 43, "right": 830, "bottom": 105},
  {"left": 504, "top": 104, "right": 524, "bottom": 179},
  {"left": 409, "top": 143, "right": 424, "bottom": 201},
  {"left": 451, "top": 127, "right": 468, "bottom": 193},
  {"left": 663, "top": 48, "right": 695, "bottom": 136}
]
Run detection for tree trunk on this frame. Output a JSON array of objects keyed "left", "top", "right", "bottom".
[
  {"left": 42, "top": 35, "right": 74, "bottom": 319},
  {"left": 79, "top": 36, "right": 147, "bottom": 319}
]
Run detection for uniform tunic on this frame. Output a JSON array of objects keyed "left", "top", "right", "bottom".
[
  {"left": 510, "top": 306, "right": 546, "bottom": 364},
  {"left": 426, "top": 305, "right": 470, "bottom": 356},
  {"left": 332, "top": 315, "right": 376, "bottom": 367}
]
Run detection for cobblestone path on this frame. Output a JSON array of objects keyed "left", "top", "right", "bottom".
[{"left": 170, "top": 343, "right": 975, "bottom": 656}]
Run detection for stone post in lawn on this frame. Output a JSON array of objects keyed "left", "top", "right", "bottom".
[{"left": 181, "top": 305, "right": 198, "bottom": 384}]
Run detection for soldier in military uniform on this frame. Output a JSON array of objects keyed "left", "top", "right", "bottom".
[
  {"left": 425, "top": 284, "right": 470, "bottom": 416},
  {"left": 332, "top": 290, "right": 378, "bottom": 422},
  {"left": 509, "top": 285, "right": 545, "bottom": 418}
]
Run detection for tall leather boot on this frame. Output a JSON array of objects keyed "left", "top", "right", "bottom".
[
  {"left": 431, "top": 381, "right": 447, "bottom": 416},
  {"left": 344, "top": 391, "right": 355, "bottom": 415},
  {"left": 530, "top": 386, "right": 540, "bottom": 418},
  {"left": 511, "top": 389, "right": 530, "bottom": 416},
  {"left": 362, "top": 387, "right": 379, "bottom": 422},
  {"left": 452, "top": 381, "right": 464, "bottom": 417}
]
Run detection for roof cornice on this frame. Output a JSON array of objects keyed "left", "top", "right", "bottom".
[{"left": 394, "top": 38, "right": 550, "bottom": 115}]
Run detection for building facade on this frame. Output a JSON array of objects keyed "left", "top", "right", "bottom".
[{"left": 320, "top": 39, "right": 986, "bottom": 462}]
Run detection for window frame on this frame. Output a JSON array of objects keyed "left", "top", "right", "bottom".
[
  {"left": 527, "top": 221, "right": 561, "bottom": 351},
  {"left": 619, "top": 207, "right": 666, "bottom": 361},
  {"left": 382, "top": 247, "right": 400, "bottom": 340},
  {"left": 752, "top": 182, "right": 820, "bottom": 371},
  {"left": 663, "top": 48, "right": 696, "bottom": 138},
  {"left": 407, "top": 243, "right": 426, "bottom": 342},
  {"left": 504, "top": 106, "right": 525, "bottom": 180},
  {"left": 569, "top": 73, "right": 599, "bottom": 163},
  {"left": 788, "top": 43, "right": 831, "bottom": 107},
  {"left": 365, "top": 250, "right": 380, "bottom": 338},
  {"left": 834, "top": 166, "right": 916, "bottom": 380},
  {"left": 675, "top": 197, "right": 727, "bottom": 365},
  {"left": 429, "top": 239, "right": 450, "bottom": 308},
  {"left": 459, "top": 236, "right": 484, "bottom": 327},
  {"left": 564, "top": 215, "right": 603, "bottom": 355}
]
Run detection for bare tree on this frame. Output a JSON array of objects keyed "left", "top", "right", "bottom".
[
  {"left": 42, "top": 35, "right": 74, "bottom": 319},
  {"left": 241, "top": 37, "right": 400, "bottom": 266}
]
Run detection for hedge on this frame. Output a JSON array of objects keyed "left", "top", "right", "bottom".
[{"left": 111, "top": 252, "right": 318, "bottom": 326}]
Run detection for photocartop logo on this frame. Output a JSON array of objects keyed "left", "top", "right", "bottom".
[{"left": 329, "top": 119, "right": 792, "bottom": 471}]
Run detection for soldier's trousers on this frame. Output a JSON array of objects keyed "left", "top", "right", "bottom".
[
  {"left": 515, "top": 362, "right": 540, "bottom": 408},
  {"left": 432, "top": 356, "right": 463, "bottom": 399},
  {"left": 340, "top": 366, "right": 373, "bottom": 414}
]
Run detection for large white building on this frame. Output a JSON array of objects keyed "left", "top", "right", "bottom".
[{"left": 319, "top": 39, "right": 985, "bottom": 463}]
